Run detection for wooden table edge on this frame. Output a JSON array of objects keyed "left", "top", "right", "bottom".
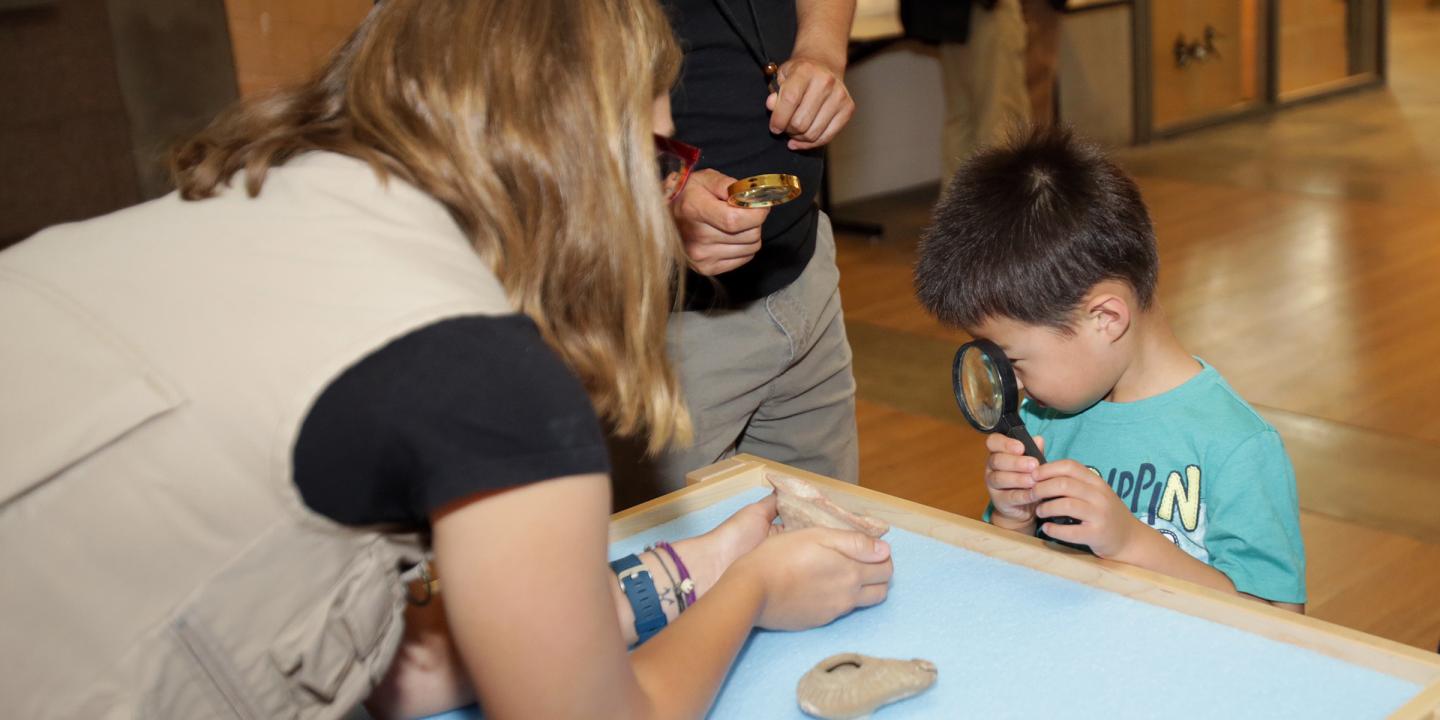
[{"left": 606, "top": 453, "right": 1440, "bottom": 713}]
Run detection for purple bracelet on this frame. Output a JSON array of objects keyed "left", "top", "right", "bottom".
[{"left": 655, "top": 541, "right": 697, "bottom": 607}]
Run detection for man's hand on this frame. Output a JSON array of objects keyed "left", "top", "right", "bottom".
[
  {"left": 1030, "top": 460, "right": 1147, "bottom": 559},
  {"left": 984, "top": 433, "right": 1043, "bottom": 534},
  {"left": 672, "top": 169, "right": 769, "bottom": 276},
  {"left": 767, "top": 56, "right": 855, "bottom": 151}
]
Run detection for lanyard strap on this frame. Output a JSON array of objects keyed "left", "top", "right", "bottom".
[{"left": 710, "top": 0, "right": 780, "bottom": 88}]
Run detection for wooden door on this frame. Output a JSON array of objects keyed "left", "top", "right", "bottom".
[
  {"left": 1150, "top": 0, "right": 1263, "bottom": 131},
  {"left": 1278, "top": 0, "right": 1353, "bottom": 97}
]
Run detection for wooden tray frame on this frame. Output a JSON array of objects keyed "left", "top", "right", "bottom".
[{"left": 610, "top": 454, "right": 1440, "bottom": 719}]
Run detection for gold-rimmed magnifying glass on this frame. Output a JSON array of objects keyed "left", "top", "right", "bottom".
[{"left": 727, "top": 173, "right": 801, "bottom": 209}]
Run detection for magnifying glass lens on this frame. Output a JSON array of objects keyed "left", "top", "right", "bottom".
[{"left": 960, "top": 346, "right": 1004, "bottom": 431}]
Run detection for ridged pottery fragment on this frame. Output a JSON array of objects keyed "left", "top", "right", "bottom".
[
  {"left": 796, "top": 653, "right": 938, "bottom": 719},
  {"left": 767, "top": 473, "right": 890, "bottom": 537}
]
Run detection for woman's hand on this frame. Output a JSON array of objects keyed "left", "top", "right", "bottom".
[
  {"left": 366, "top": 593, "right": 472, "bottom": 720},
  {"left": 666, "top": 494, "right": 780, "bottom": 601},
  {"left": 729, "top": 527, "right": 893, "bottom": 631},
  {"left": 708, "top": 493, "right": 783, "bottom": 567}
]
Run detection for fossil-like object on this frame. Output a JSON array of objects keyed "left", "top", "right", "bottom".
[
  {"left": 768, "top": 473, "right": 890, "bottom": 537},
  {"left": 796, "top": 653, "right": 938, "bottom": 719}
]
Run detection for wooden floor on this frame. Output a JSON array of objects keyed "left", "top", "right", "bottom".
[{"left": 831, "top": 0, "right": 1440, "bottom": 652}]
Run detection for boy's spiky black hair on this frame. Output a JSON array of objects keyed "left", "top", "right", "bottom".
[{"left": 914, "top": 126, "right": 1157, "bottom": 331}]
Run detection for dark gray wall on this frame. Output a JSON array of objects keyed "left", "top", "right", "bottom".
[
  {"left": 0, "top": 0, "right": 237, "bottom": 247},
  {"left": 107, "top": 0, "right": 238, "bottom": 198},
  {"left": 1, "top": 1, "right": 141, "bottom": 246}
]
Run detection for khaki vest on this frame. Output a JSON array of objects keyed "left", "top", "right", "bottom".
[{"left": 0, "top": 153, "right": 513, "bottom": 719}]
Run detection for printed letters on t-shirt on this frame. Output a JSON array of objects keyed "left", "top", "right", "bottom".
[{"left": 1088, "top": 462, "right": 1208, "bottom": 562}]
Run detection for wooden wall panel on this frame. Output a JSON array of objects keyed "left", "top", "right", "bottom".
[
  {"left": 222, "top": 0, "right": 370, "bottom": 96},
  {"left": 1058, "top": 6, "right": 1135, "bottom": 147}
]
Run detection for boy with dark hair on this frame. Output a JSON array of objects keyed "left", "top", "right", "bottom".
[{"left": 915, "top": 128, "right": 1305, "bottom": 611}]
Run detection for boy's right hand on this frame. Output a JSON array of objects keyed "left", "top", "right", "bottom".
[
  {"left": 730, "top": 527, "right": 892, "bottom": 631},
  {"left": 984, "top": 433, "right": 1045, "bottom": 533}
]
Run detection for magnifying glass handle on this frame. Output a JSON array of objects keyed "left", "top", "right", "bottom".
[
  {"left": 1002, "top": 419, "right": 1089, "bottom": 551},
  {"left": 1003, "top": 424, "right": 1047, "bottom": 465}
]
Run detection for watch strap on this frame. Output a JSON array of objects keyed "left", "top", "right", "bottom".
[{"left": 609, "top": 554, "right": 667, "bottom": 644}]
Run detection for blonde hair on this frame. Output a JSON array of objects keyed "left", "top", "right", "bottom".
[{"left": 172, "top": 0, "right": 691, "bottom": 453}]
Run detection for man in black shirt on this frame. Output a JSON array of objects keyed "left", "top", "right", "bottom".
[{"left": 615, "top": 0, "right": 860, "bottom": 505}]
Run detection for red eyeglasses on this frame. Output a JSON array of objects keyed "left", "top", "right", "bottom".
[{"left": 654, "top": 135, "right": 701, "bottom": 202}]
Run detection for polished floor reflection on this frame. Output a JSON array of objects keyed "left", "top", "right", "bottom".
[{"left": 832, "top": 0, "right": 1440, "bottom": 651}]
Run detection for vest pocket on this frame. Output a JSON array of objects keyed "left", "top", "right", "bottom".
[
  {"left": 149, "top": 539, "right": 407, "bottom": 719},
  {"left": 270, "top": 543, "right": 407, "bottom": 707},
  {"left": 0, "top": 269, "right": 183, "bottom": 505},
  {"left": 286, "top": 616, "right": 358, "bottom": 702}
]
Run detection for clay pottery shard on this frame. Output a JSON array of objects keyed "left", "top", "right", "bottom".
[
  {"left": 767, "top": 472, "right": 890, "bottom": 538},
  {"left": 796, "top": 652, "right": 938, "bottom": 719}
]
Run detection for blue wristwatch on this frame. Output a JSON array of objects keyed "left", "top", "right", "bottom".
[{"left": 609, "top": 554, "right": 667, "bottom": 645}]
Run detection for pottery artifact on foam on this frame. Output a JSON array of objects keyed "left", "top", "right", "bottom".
[
  {"left": 767, "top": 473, "right": 890, "bottom": 538},
  {"left": 796, "top": 653, "right": 938, "bottom": 719}
]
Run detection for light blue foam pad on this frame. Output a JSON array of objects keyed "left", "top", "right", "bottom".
[{"left": 424, "top": 486, "right": 1422, "bottom": 720}]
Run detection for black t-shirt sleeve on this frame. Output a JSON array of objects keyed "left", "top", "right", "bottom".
[{"left": 293, "top": 315, "right": 610, "bottom": 528}]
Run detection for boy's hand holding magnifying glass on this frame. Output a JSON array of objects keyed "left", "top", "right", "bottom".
[{"left": 955, "top": 339, "right": 1092, "bottom": 554}]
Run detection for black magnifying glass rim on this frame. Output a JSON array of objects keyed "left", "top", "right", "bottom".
[{"left": 951, "top": 338, "right": 1021, "bottom": 434}]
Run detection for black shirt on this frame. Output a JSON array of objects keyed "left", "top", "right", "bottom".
[
  {"left": 293, "top": 315, "right": 610, "bottom": 528},
  {"left": 666, "top": 0, "right": 822, "bottom": 310}
]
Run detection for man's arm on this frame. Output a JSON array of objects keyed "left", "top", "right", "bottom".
[
  {"left": 769, "top": 0, "right": 858, "bottom": 150},
  {"left": 793, "top": 0, "right": 855, "bottom": 73}
]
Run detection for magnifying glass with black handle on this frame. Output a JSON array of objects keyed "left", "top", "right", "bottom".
[{"left": 952, "top": 338, "right": 1090, "bottom": 553}]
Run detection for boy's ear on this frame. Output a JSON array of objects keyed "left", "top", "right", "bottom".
[{"left": 1085, "top": 292, "right": 1131, "bottom": 343}]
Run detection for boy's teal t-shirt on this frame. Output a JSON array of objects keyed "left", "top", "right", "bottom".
[{"left": 1019, "top": 359, "right": 1306, "bottom": 603}]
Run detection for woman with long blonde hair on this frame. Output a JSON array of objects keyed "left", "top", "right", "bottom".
[{"left": 0, "top": 0, "right": 891, "bottom": 717}]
